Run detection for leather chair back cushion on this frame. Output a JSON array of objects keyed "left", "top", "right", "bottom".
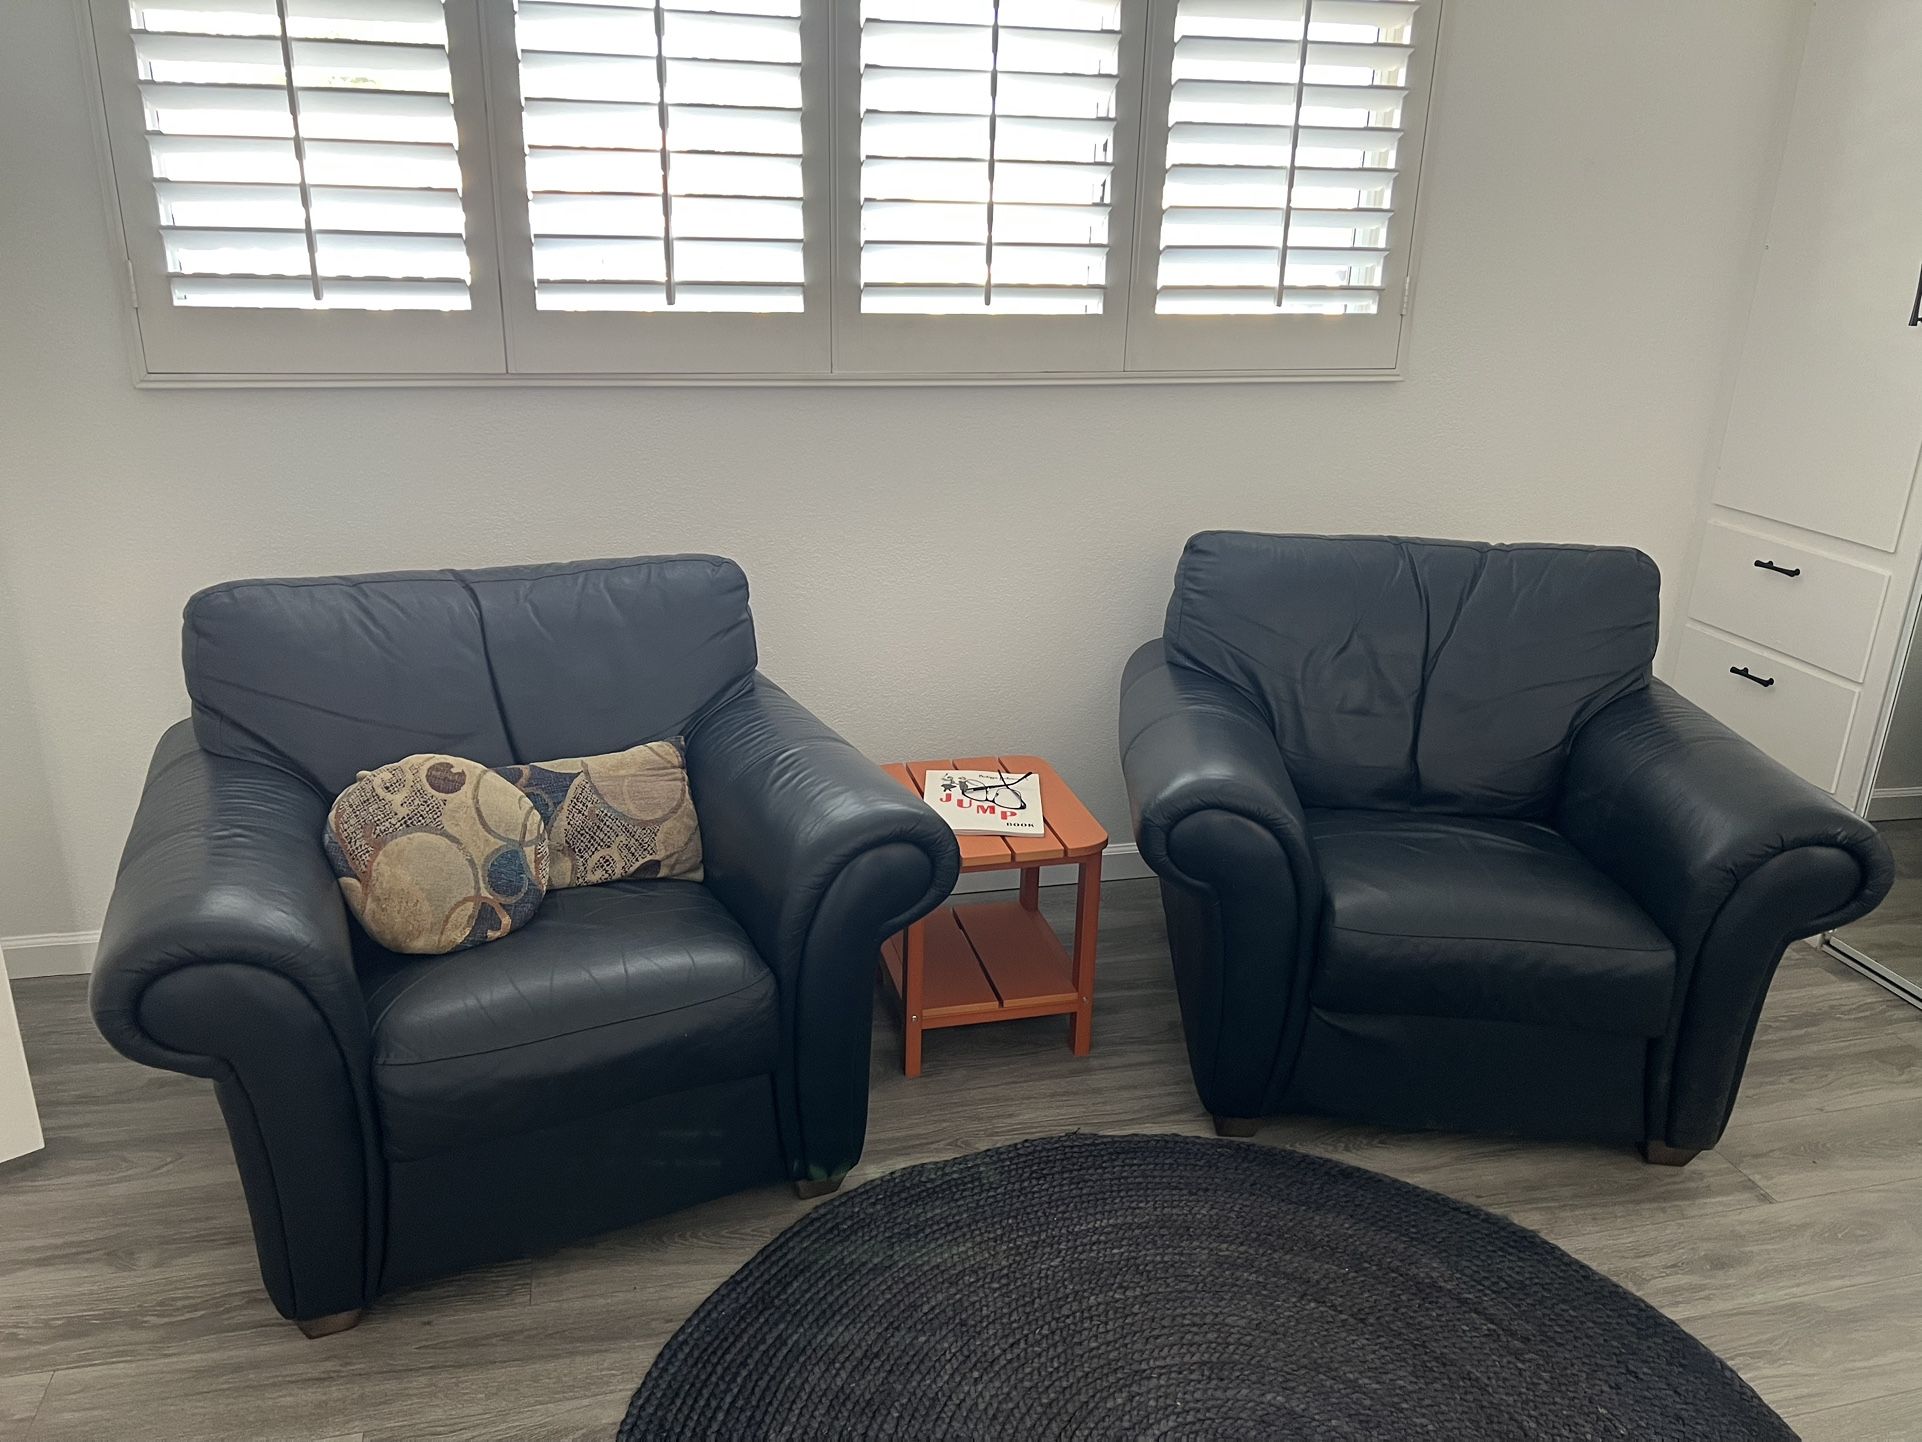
[
  {"left": 497, "top": 738, "right": 703, "bottom": 888},
  {"left": 184, "top": 556, "right": 758, "bottom": 795},
  {"left": 1165, "top": 533, "right": 1659, "bottom": 816},
  {"left": 323, "top": 754, "right": 549, "bottom": 954}
]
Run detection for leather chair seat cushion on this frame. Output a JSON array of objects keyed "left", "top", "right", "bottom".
[
  {"left": 1306, "top": 810, "right": 1676, "bottom": 1036},
  {"left": 359, "top": 880, "right": 778, "bottom": 1161}
]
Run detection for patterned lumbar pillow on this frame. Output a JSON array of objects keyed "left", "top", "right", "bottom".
[
  {"left": 496, "top": 738, "right": 702, "bottom": 888},
  {"left": 323, "top": 755, "right": 549, "bottom": 955}
]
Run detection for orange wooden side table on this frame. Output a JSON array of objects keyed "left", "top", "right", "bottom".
[{"left": 878, "top": 756, "right": 1108, "bottom": 1076}]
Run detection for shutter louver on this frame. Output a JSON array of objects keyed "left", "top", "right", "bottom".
[
  {"left": 128, "top": 0, "right": 473, "bottom": 310},
  {"left": 858, "top": 0, "right": 1124, "bottom": 316},
  {"left": 513, "top": 0, "right": 807, "bottom": 314},
  {"left": 1153, "top": 0, "right": 1417, "bottom": 315}
]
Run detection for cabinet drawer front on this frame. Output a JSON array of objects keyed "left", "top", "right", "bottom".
[
  {"left": 1689, "top": 521, "right": 1889, "bottom": 681},
  {"left": 1671, "top": 625, "right": 1858, "bottom": 792}
]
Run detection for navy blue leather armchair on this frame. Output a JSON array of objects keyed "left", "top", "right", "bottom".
[
  {"left": 1121, "top": 533, "right": 1891, "bottom": 1161},
  {"left": 92, "top": 556, "right": 958, "bottom": 1335}
]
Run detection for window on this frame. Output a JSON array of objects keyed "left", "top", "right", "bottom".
[{"left": 83, "top": 0, "right": 1441, "bottom": 381}]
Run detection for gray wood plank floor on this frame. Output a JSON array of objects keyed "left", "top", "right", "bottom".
[
  {"left": 3, "top": 878, "right": 1920, "bottom": 1441},
  {"left": 1836, "top": 819, "right": 1922, "bottom": 992}
]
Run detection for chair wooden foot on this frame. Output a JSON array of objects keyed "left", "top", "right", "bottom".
[
  {"left": 295, "top": 1308, "right": 363, "bottom": 1339},
  {"left": 794, "top": 1176, "right": 844, "bottom": 1200},
  {"left": 1213, "top": 1116, "right": 1262, "bottom": 1138},
  {"left": 1641, "top": 1141, "right": 1700, "bottom": 1167}
]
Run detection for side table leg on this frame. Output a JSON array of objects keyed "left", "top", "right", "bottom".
[
  {"left": 1018, "top": 866, "right": 1041, "bottom": 911},
  {"left": 1067, "top": 855, "right": 1100, "bottom": 1056},
  {"left": 902, "top": 916, "right": 927, "bottom": 1078}
]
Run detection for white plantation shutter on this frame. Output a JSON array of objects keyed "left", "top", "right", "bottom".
[
  {"left": 511, "top": 0, "right": 807, "bottom": 314},
  {"left": 855, "top": 0, "right": 1123, "bottom": 317},
  {"left": 90, "top": 0, "right": 505, "bottom": 374},
  {"left": 1125, "top": 0, "right": 1438, "bottom": 372},
  {"left": 487, "top": 0, "right": 830, "bottom": 371},
  {"left": 1155, "top": 0, "right": 1412, "bottom": 314},
  {"left": 127, "top": 0, "right": 471, "bottom": 311},
  {"left": 830, "top": 0, "right": 1147, "bottom": 374}
]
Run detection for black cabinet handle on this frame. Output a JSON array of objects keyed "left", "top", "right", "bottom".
[
  {"left": 1753, "top": 558, "right": 1802, "bottom": 577},
  {"left": 1730, "top": 665, "right": 1775, "bottom": 688},
  {"left": 1911, "top": 258, "right": 1922, "bottom": 326}
]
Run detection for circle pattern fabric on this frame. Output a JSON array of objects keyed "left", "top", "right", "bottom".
[
  {"left": 323, "top": 753, "right": 548, "bottom": 954},
  {"left": 495, "top": 737, "right": 702, "bottom": 889}
]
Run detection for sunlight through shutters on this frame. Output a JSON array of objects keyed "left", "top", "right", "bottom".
[
  {"left": 858, "top": 0, "right": 1124, "bottom": 316},
  {"left": 513, "top": 0, "right": 807, "bottom": 313},
  {"left": 1153, "top": 0, "right": 1418, "bottom": 316}
]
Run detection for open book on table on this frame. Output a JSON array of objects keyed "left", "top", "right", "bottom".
[{"left": 920, "top": 768, "right": 1046, "bottom": 837}]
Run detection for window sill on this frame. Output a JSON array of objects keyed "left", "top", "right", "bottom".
[{"left": 131, "top": 366, "right": 1409, "bottom": 390}]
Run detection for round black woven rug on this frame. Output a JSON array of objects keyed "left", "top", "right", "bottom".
[{"left": 619, "top": 1133, "right": 1791, "bottom": 1441}]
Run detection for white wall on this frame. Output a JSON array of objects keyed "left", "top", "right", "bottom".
[{"left": 0, "top": 0, "right": 1804, "bottom": 951}]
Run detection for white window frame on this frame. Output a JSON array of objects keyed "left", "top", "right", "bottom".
[
  {"left": 84, "top": 0, "right": 513, "bottom": 379},
  {"left": 77, "top": 0, "right": 1444, "bottom": 386}
]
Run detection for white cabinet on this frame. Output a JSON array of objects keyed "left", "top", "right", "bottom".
[
  {"left": 1712, "top": 0, "right": 1922, "bottom": 553},
  {"left": 1676, "top": 0, "right": 1922, "bottom": 803}
]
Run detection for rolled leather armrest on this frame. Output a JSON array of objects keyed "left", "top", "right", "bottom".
[
  {"left": 1557, "top": 681, "right": 1893, "bottom": 1148},
  {"left": 90, "top": 721, "right": 380, "bottom": 1320},
  {"left": 687, "top": 675, "right": 960, "bottom": 1181},
  {"left": 1118, "top": 640, "right": 1323, "bottom": 1115}
]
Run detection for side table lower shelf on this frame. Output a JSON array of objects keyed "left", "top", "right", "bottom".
[{"left": 880, "top": 869, "right": 1099, "bottom": 1077}]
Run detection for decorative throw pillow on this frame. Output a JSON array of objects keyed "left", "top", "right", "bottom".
[
  {"left": 496, "top": 738, "right": 703, "bottom": 888},
  {"left": 323, "top": 755, "right": 549, "bottom": 955}
]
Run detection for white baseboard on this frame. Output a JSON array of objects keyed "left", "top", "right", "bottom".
[
  {"left": 1868, "top": 786, "right": 1922, "bottom": 822},
  {"left": 951, "top": 841, "right": 1152, "bottom": 894},
  {"left": 1, "top": 933, "right": 101, "bottom": 979}
]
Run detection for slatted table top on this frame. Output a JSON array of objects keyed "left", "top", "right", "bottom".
[{"left": 881, "top": 755, "right": 1108, "bottom": 873}]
